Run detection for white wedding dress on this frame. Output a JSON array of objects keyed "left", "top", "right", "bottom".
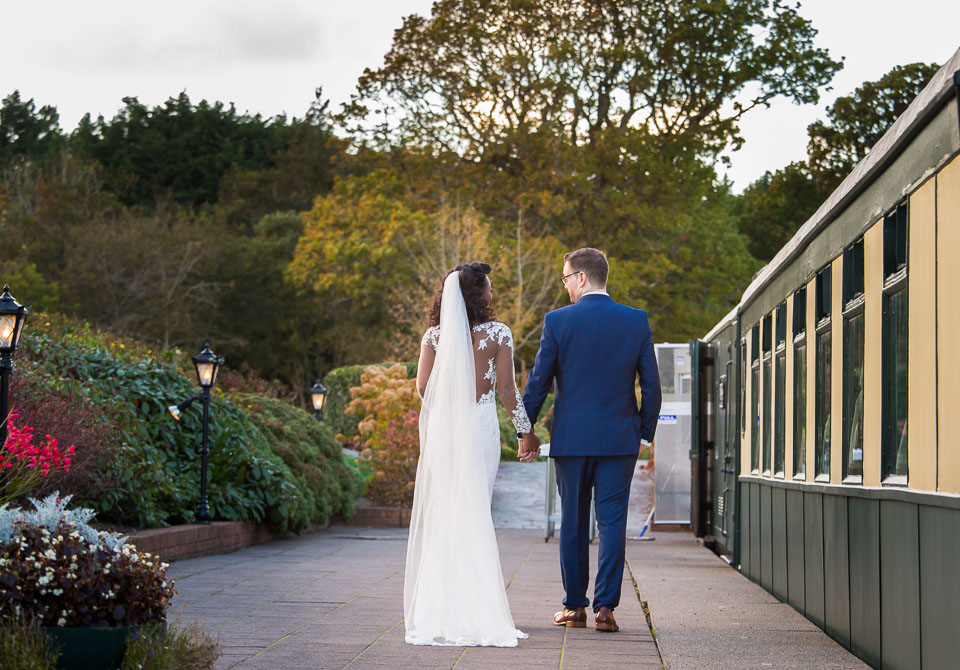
[{"left": 404, "top": 273, "right": 532, "bottom": 647}]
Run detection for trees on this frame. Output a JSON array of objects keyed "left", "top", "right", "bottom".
[
  {"left": 735, "top": 62, "right": 940, "bottom": 262},
  {"left": 70, "top": 92, "right": 287, "bottom": 208},
  {"left": 322, "top": 0, "right": 821, "bottom": 345},
  {"left": 806, "top": 62, "right": 940, "bottom": 179},
  {"left": 0, "top": 92, "right": 64, "bottom": 167},
  {"left": 343, "top": 0, "right": 839, "bottom": 159}
]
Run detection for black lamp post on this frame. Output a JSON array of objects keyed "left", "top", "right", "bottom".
[
  {"left": 168, "top": 342, "right": 223, "bottom": 525},
  {"left": 0, "top": 285, "right": 29, "bottom": 446},
  {"left": 308, "top": 379, "right": 328, "bottom": 421}
]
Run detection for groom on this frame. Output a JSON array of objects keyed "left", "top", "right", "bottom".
[{"left": 520, "top": 247, "right": 661, "bottom": 632}]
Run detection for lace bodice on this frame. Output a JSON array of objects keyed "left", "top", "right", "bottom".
[{"left": 418, "top": 321, "right": 533, "bottom": 434}]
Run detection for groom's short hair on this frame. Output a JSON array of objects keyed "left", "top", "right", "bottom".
[{"left": 564, "top": 248, "right": 609, "bottom": 286}]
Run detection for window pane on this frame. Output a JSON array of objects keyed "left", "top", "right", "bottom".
[
  {"left": 775, "top": 352, "right": 786, "bottom": 474},
  {"left": 659, "top": 350, "right": 676, "bottom": 395},
  {"left": 794, "top": 342, "right": 807, "bottom": 477},
  {"left": 763, "top": 357, "right": 771, "bottom": 473},
  {"left": 883, "top": 289, "right": 909, "bottom": 479},
  {"left": 843, "top": 313, "right": 864, "bottom": 479},
  {"left": 816, "top": 329, "right": 832, "bottom": 478},
  {"left": 751, "top": 364, "right": 760, "bottom": 472}
]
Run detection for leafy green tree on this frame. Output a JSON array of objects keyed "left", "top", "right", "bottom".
[
  {"left": 217, "top": 90, "right": 344, "bottom": 230},
  {"left": 0, "top": 262, "right": 63, "bottom": 313},
  {"left": 70, "top": 93, "right": 287, "bottom": 207},
  {"left": 732, "top": 162, "right": 826, "bottom": 261},
  {"left": 807, "top": 62, "right": 940, "bottom": 179},
  {"left": 211, "top": 211, "right": 334, "bottom": 403},
  {"left": 0, "top": 91, "right": 64, "bottom": 166},
  {"left": 343, "top": 0, "right": 840, "bottom": 158},
  {"left": 735, "top": 62, "right": 940, "bottom": 261},
  {"left": 332, "top": 0, "right": 831, "bottom": 344},
  {"left": 287, "top": 171, "right": 427, "bottom": 364}
]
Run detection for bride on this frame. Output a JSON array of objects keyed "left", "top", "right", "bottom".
[{"left": 404, "top": 262, "right": 537, "bottom": 647}]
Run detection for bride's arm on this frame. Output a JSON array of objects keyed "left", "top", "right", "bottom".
[
  {"left": 416, "top": 329, "right": 438, "bottom": 398},
  {"left": 495, "top": 328, "right": 533, "bottom": 436}
]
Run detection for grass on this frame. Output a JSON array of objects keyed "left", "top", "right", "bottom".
[
  {"left": 0, "top": 620, "right": 58, "bottom": 670},
  {"left": 0, "top": 618, "right": 219, "bottom": 670},
  {"left": 120, "top": 618, "right": 220, "bottom": 670}
]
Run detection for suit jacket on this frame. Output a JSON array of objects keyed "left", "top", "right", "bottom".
[{"left": 522, "top": 294, "right": 662, "bottom": 457}]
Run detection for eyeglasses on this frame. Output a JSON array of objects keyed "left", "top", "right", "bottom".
[{"left": 561, "top": 271, "right": 583, "bottom": 286}]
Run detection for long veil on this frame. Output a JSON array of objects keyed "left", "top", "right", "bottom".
[{"left": 403, "top": 271, "right": 523, "bottom": 646}]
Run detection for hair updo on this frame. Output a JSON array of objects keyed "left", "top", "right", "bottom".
[{"left": 428, "top": 262, "right": 494, "bottom": 327}]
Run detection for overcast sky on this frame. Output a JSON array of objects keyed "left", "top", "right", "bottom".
[{"left": 3, "top": 1, "right": 958, "bottom": 190}]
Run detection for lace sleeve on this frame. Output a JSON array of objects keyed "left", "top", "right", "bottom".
[
  {"left": 421, "top": 326, "right": 440, "bottom": 351},
  {"left": 494, "top": 325, "right": 533, "bottom": 434},
  {"left": 417, "top": 327, "right": 439, "bottom": 398}
]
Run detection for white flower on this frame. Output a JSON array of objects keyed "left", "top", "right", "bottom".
[
  {"left": 44, "top": 549, "right": 57, "bottom": 560},
  {"left": 57, "top": 617, "right": 66, "bottom": 627},
  {"left": 53, "top": 588, "right": 63, "bottom": 596}
]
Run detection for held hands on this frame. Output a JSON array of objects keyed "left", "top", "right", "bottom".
[{"left": 518, "top": 432, "right": 541, "bottom": 462}]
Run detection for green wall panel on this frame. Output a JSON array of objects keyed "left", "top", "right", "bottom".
[
  {"left": 880, "top": 500, "right": 920, "bottom": 670},
  {"left": 760, "top": 485, "right": 773, "bottom": 590},
  {"left": 786, "top": 489, "right": 805, "bottom": 612},
  {"left": 740, "top": 482, "right": 752, "bottom": 576},
  {"left": 823, "top": 494, "right": 850, "bottom": 649},
  {"left": 750, "top": 483, "right": 761, "bottom": 582},
  {"left": 771, "top": 486, "right": 788, "bottom": 601},
  {"left": 919, "top": 506, "right": 960, "bottom": 670},
  {"left": 848, "top": 497, "right": 881, "bottom": 668},
  {"left": 804, "top": 492, "right": 825, "bottom": 627}
]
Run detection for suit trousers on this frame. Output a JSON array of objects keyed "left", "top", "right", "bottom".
[{"left": 553, "top": 454, "right": 637, "bottom": 612}]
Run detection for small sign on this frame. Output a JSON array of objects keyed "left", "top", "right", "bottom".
[
  {"left": 658, "top": 414, "right": 678, "bottom": 424},
  {"left": 677, "top": 356, "right": 685, "bottom": 364}
]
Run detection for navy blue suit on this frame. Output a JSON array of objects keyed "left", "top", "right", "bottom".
[{"left": 523, "top": 293, "right": 661, "bottom": 611}]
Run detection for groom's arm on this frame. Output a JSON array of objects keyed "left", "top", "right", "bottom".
[
  {"left": 522, "top": 313, "right": 559, "bottom": 425},
  {"left": 636, "top": 312, "right": 662, "bottom": 443}
]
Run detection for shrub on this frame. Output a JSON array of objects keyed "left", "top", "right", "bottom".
[
  {"left": 7, "top": 368, "right": 116, "bottom": 505},
  {"left": 0, "top": 494, "right": 176, "bottom": 628},
  {"left": 341, "top": 365, "right": 420, "bottom": 506},
  {"left": 120, "top": 619, "right": 220, "bottom": 670},
  {"left": 17, "top": 323, "right": 305, "bottom": 532},
  {"left": 238, "top": 394, "right": 364, "bottom": 526},
  {"left": 323, "top": 361, "right": 416, "bottom": 444}
]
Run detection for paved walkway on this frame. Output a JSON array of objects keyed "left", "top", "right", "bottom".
[
  {"left": 168, "top": 462, "right": 867, "bottom": 670},
  {"left": 626, "top": 533, "right": 867, "bottom": 670},
  {"left": 168, "top": 528, "right": 659, "bottom": 669}
]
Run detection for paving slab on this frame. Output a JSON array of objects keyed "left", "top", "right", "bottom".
[
  {"left": 625, "top": 532, "right": 869, "bottom": 670},
  {"left": 169, "top": 527, "right": 658, "bottom": 669},
  {"left": 169, "top": 462, "right": 865, "bottom": 669}
]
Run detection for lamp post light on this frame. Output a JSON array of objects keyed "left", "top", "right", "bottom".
[
  {"left": 168, "top": 342, "right": 223, "bottom": 525},
  {"left": 308, "top": 379, "right": 328, "bottom": 421},
  {"left": 0, "top": 285, "right": 29, "bottom": 445}
]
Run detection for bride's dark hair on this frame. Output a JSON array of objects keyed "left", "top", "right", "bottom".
[{"left": 428, "top": 262, "right": 494, "bottom": 327}]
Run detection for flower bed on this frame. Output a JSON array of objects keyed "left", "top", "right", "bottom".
[
  {"left": 10, "top": 313, "right": 364, "bottom": 533},
  {"left": 0, "top": 494, "right": 175, "bottom": 628}
]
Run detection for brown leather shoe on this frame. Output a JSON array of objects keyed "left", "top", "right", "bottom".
[
  {"left": 553, "top": 607, "right": 587, "bottom": 627},
  {"left": 595, "top": 607, "right": 619, "bottom": 632}
]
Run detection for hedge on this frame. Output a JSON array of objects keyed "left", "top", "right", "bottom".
[{"left": 12, "top": 313, "right": 364, "bottom": 533}]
